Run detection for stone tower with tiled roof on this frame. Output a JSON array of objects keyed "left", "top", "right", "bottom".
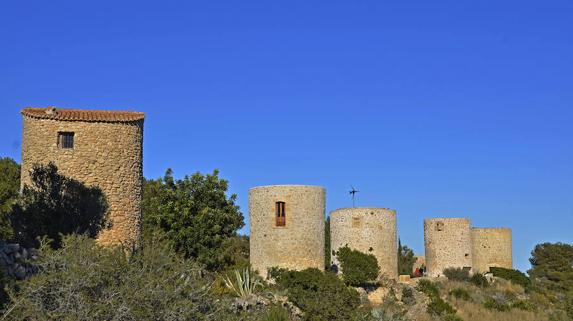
[{"left": 21, "top": 106, "right": 144, "bottom": 248}]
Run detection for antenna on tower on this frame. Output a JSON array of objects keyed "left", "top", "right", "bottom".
[{"left": 349, "top": 186, "right": 359, "bottom": 208}]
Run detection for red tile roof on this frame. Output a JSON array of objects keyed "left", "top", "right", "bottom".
[{"left": 21, "top": 107, "right": 145, "bottom": 123}]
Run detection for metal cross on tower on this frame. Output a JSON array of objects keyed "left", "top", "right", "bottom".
[{"left": 349, "top": 186, "right": 359, "bottom": 208}]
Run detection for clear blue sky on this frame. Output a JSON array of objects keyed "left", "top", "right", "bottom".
[{"left": 1, "top": 1, "right": 572, "bottom": 273}]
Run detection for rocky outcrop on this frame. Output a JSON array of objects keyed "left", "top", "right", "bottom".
[{"left": 0, "top": 242, "right": 38, "bottom": 280}]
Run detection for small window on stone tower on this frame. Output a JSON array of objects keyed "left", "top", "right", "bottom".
[
  {"left": 436, "top": 221, "right": 444, "bottom": 231},
  {"left": 58, "top": 132, "right": 74, "bottom": 149},
  {"left": 276, "top": 201, "right": 285, "bottom": 227}
]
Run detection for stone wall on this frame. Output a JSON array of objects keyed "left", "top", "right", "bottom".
[
  {"left": 249, "top": 185, "right": 325, "bottom": 279},
  {"left": 472, "top": 228, "right": 512, "bottom": 273},
  {"left": 424, "top": 218, "right": 472, "bottom": 277},
  {"left": 330, "top": 207, "right": 397, "bottom": 279},
  {"left": 21, "top": 111, "right": 144, "bottom": 248}
]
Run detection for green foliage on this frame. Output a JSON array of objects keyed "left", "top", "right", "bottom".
[
  {"left": 416, "top": 279, "right": 439, "bottom": 298},
  {"left": 427, "top": 297, "right": 456, "bottom": 316},
  {"left": 469, "top": 273, "right": 489, "bottom": 288},
  {"left": 0, "top": 157, "right": 20, "bottom": 240},
  {"left": 325, "top": 217, "right": 331, "bottom": 269},
  {"left": 1, "top": 232, "right": 216, "bottom": 320},
  {"left": 222, "top": 268, "right": 261, "bottom": 299},
  {"left": 263, "top": 306, "right": 291, "bottom": 321},
  {"left": 371, "top": 295, "right": 408, "bottom": 321},
  {"left": 483, "top": 297, "right": 511, "bottom": 311},
  {"left": 142, "top": 168, "right": 244, "bottom": 271},
  {"left": 10, "top": 163, "right": 108, "bottom": 248},
  {"left": 401, "top": 287, "right": 415, "bottom": 305},
  {"left": 449, "top": 288, "right": 470, "bottom": 300},
  {"left": 273, "top": 268, "right": 362, "bottom": 321},
  {"left": 443, "top": 267, "right": 470, "bottom": 282},
  {"left": 528, "top": 242, "right": 573, "bottom": 294},
  {"left": 336, "top": 245, "right": 380, "bottom": 286},
  {"left": 490, "top": 267, "right": 531, "bottom": 289},
  {"left": 416, "top": 279, "right": 457, "bottom": 317},
  {"left": 397, "top": 239, "right": 415, "bottom": 276},
  {"left": 512, "top": 299, "right": 536, "bottom": 311}
]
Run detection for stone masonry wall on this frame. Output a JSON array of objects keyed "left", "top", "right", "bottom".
[
  {"left": 424, "top": 218, "right": 472, "bottom": 277},
  {"left": 21, "top": 116, "right": 143, "bottom": 248},
  {"left": 330, "top": 208, "right": 397, "bottom": 279},
  {"left": 472, "top": 228, "right": 512, "bottom": 273},
  {"left": 249, "top": 185, "right": 325, "bottom": 279}
]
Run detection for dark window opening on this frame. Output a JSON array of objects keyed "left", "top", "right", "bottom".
[
  {"left": 436, "top": 221, "right": 444, "bottom": 231},
  {"left": 276, "top": 201, "right": 285, "bottom": 226},
  {"left": 58, "top": 132, "right": 74, "bottom": 149}
]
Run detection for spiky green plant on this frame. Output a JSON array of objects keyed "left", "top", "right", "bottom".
[{"left": 223, "top": 268, "right": 261, "bottom": 298}]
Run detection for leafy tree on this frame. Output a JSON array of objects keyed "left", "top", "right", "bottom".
[
  {"left": 142, "top": 168, "right": 244, "bottom": 270},
  {"left": 397, "top": 239, "right": 416, "bottom": 276},
  {"left": 10, "top": 163, "right": 109, "bottom": 249},
  {"left": 336, "top": 246, "right": 379, "bottom": 286},
  {"left": 272, "top": 268, "right": 364, "bottom": 321},
  {"left": 528, "top": 242, "right": 573, "bottom": 295},
  {"left": 0, "top": 157, "right": 20, "bottom": 240}
]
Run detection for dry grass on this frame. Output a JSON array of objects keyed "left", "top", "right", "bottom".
[{"left": 452, "top": 300, "right": 549, "bottom": 321}]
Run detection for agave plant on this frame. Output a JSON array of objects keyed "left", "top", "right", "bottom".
[{"left": 223, "top": 268, "right": 262, "bottom": 298}]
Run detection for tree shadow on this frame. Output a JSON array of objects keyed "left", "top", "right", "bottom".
[{"left": 11, "top": 162, "right": 109, "bottom": 249}]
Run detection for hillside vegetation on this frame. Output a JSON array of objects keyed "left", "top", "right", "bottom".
[{"left": 0, "top": 157, "right": 571, "bottom": 320}]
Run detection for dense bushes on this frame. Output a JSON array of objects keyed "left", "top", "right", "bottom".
[
  {"left": 443, "top": 267, "right": 470, "bottom": 282},
  {"left": 272, "top": 268, "right": 364, "bottom": 321},
  {"left": 490, "top": 267, "right": 530, "bottom": 289},
  {"left": 142, "top": 169, "right": 244, "bottom": 271},
  {"left": 0, "top": 158, "right": 20, "bottom": 240},
  {"left": 336, "top": 246, "right": 380, "bottom": 286},
  {"left": 11, "top": 163, "right": 109, "bottom": 249},
  {"left": 470, "top": 273, "right": 489, "bottom": 287},
  {"left": 1, "top": 233, "right": 218, "bottom": 320},
  {"left": 416, "top": 279, "right": 458, "bottom": 318}
]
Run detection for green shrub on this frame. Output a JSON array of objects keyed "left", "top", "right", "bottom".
[
  {"left": 512, "top": 299, "right": 536, "bottom": 311},
  {"left": 484, "top": 297, "right": 511, "bottom": 311},
  {"left": 336, "top": 246, "right": 380, "bottom": 286},
  {"left": 442, "top": 314, "right": 464, "bottom": 321},
  {"left": 427, "top": 297, "right": 456, "bottom": 316},
  {"left": 273, "top": 268, "right": 361, "bottom": 321},
  {"left": 469, "top": 273, "right": 489, "bottom": 288},
  {"left": 449, "top": 288, "right": 470, "bottom": 300},
  {"left": 490, "top": 267, "right": 531, "bottom": 289},
  {"left": 443, "top": 267, "right": 470, "bottom": 282},
  {"left": 416, "top": 279, "right": 439, "bottom": 298},
  {"left": 401, "top": 287, "right": 415, "bottom": 305},
  {"left": 1, "top": 232, "right": 218, "bottom": 320},
  {"left": 263, "top": 306, "right": 291, "bottom": 321}
]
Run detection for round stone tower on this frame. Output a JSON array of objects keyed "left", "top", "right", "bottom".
[
  {"left": 330, "top": 208, "right": 397, "bottom": 279},
  {"left": 424, "top": 218, "right": 472, "bottom": 277},
  {"left": 472, "top": 228, "right": 512, "bottom": 273},
  {"left": 249, "top": 185, "right": 325, "bottom": 279},
  {"left": 21, "top": 107, "right": 144, "bottom": 248}
]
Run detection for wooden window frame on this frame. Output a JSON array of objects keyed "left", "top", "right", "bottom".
[
  {"left": 276, "top": 201, "right": 286, "bottom": 227},
  {"left": 58, "top": 132, "right": 74, "bottom": 149}
]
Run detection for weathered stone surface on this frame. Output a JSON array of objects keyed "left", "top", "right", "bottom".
[
  {"left": 330, "top": 207, "right": 398, "bottom": 279},
  {"left": 424, "top": 218, "right": 472, "bottom": 277},
  {"left": 472, "top": 227, "right": 512, "bottom": 273},
  {"left": 21, "top": 107, "right": 144, "bottom": 248},
  {"left": 0, "top": 243, "right": 38, "bottom": 280},
  {"left": 249, "top": 185, "right": 325, "bottom": 279}
]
